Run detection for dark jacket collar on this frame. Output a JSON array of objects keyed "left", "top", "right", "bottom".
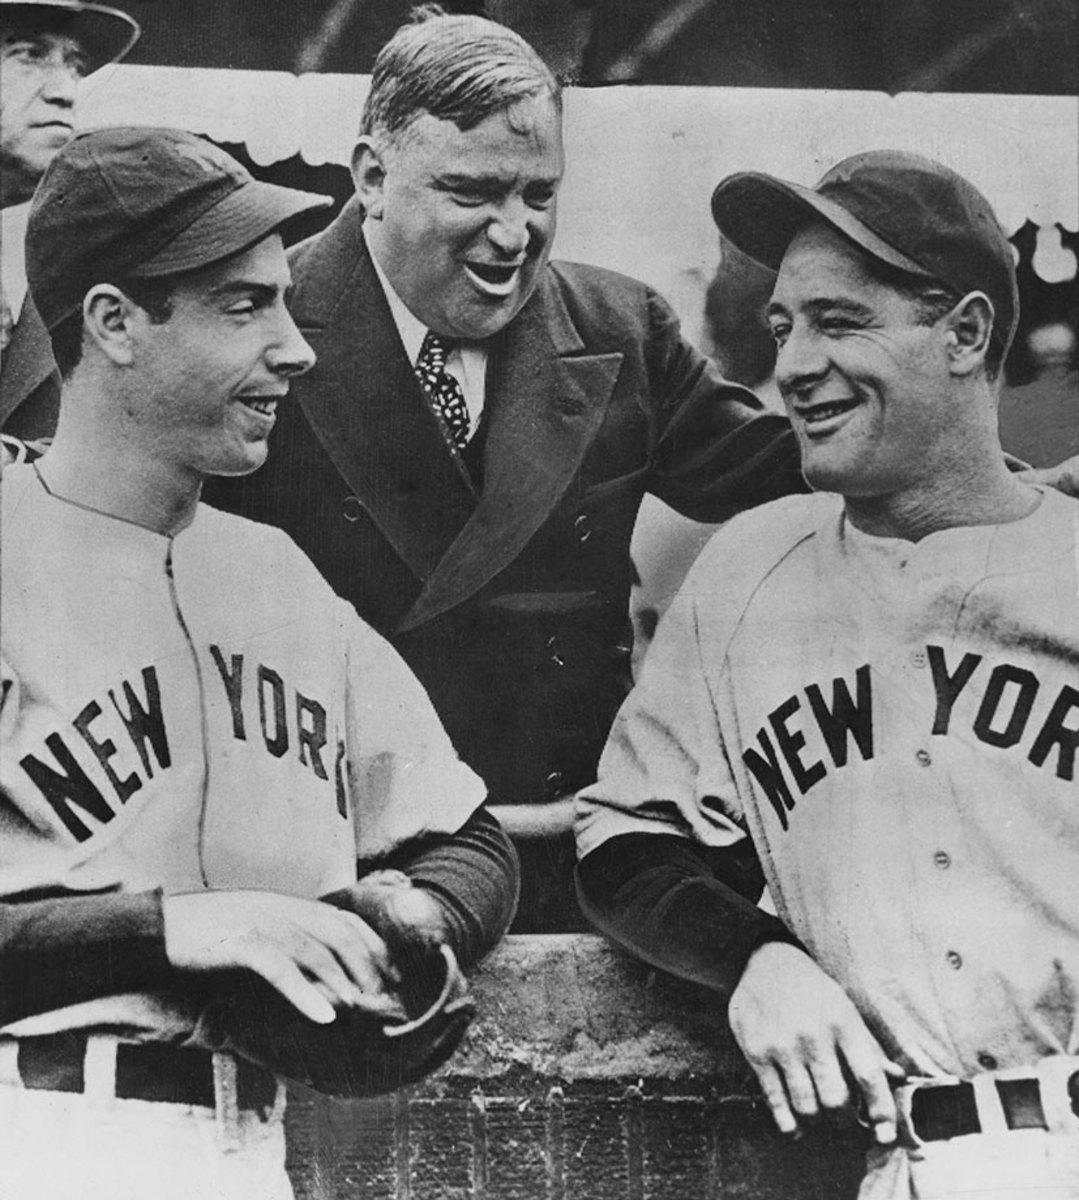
[
  {"left": 288, "top": 199, "right": 623, "bottom": 628},
  {"left": 0, "top": 297, "right": 59, "bottom": 432}
]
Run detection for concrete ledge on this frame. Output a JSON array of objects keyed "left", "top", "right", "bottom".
[
  {"left": 450, "top": 934, "right": 747, "bottom": 1084},
  {"left": 285, "top": 935, "right": 867, "bottom": 1200}
]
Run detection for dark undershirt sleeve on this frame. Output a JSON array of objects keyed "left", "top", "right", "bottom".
[
  {"left": 576, "top": 832, "right": 803, "bottom": 997},
  {"left": 0, "top": 890, "right": 173, "bottom": 1027},
  {"left": 352, "top": 806, "right": 519, "bottom": 973}
]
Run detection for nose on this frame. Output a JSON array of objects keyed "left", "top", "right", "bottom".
[
  {"left": 486, "top": 199, "right": 531, "bottom": 259},
  {"left": 39, "top": 58, "right": 80, "bottom": 107},
  {"left": 775, "top": 324, "right": 828, "bottom": 398},
  {"left": 267, "top": 309, "right": 316, "bottom": 378}
]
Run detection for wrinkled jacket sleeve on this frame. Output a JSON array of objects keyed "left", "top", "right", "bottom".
[{"left": 643, "top": 288, "right": 805, "bottom": 521}]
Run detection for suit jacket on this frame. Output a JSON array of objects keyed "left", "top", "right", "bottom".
[
  {"left": 205, "top": 199, "right": 803, "bottom": 805},
  {"left": 0, "top": 295, "right": 60, "bottom": 439}
]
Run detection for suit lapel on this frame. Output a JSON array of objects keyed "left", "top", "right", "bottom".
[
  {"left": 289, "top": 202, "right": 478, "bottom": 583},
  {"left": 400, "top": 274, "right": 623, "bottom": 630},
  {"left": 0, "top": 298, "right": 58, "bottom": 429}
]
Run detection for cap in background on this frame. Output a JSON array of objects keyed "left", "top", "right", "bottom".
[
  {"left": 0, "top": 0, "right": 140, "bottom": 74},
  {"left": 711, "top": 149, "right": 1019, "bottom": 356},
  {"left": 26, "top": 126, "right": 332, "bottom": 329}
]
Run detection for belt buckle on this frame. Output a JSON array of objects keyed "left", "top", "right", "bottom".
[{"left": 893, "top": 1075, "right": 963, "bottom": 1149}]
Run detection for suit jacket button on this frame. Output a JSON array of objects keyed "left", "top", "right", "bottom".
[
  {"left": 545, "top": 635, "right": 566, "bottom": 668},
  {"left": 342, "top": 495, "right": 364, "bottom": 523},
  {"left": 545, "top": 770, "right": 566, "bottom": 797},
  {"left": 574, "top": 514, "right": 592, "bottom": 543}
]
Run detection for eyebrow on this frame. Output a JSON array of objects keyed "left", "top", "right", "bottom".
[
  {"left": 433, "top": 172, "right": 560, "bottom": 190},
  {"left": 434, "top": 174, "right": 506, "bottom": 191},
  {"left": 206, "top": 281, "right": 283, "bottom": 302},
  {"left": 766, "top": 297, "right": 876, "bottom": 320},
  {"left": 2, "top": 33, "right": 84, "bottom": 55}
]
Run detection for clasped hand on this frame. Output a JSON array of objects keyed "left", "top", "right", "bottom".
[{"left": 163, "top": 889, "right": 407, "bottom": 1026}]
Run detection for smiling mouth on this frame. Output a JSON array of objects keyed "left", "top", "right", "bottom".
[
  {"left": 238, "top": 396, "right": 280, "bottom": 418},
  {"left": 464, "top": 262, "right": 522, "bottom": 297},
  {"left": 795, "top": 397, "right": 861, "bottom": 433}
]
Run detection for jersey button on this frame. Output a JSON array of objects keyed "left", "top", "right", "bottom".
[
  {"left": 977, "top": 1052, "right": 998, "bottom": 1071},
  {"left": 910, "top": 649, "right": 927, "bottom": 669},
  {"left": 945, "top": 950, "right": 963, "bottom": 970},
  {"left": 915, "top": 748, "right": 933, "bottom": 767},
  {"left": 933, "top": 850, "right": 951, "bottom": 869}
]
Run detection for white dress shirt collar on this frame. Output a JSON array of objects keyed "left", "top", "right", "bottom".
[{"left": 362, "top": 224, "right": 487, "bottom": 428}]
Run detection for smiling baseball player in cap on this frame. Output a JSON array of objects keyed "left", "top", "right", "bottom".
[
  {"left": 576, "top": 150, "right": 1079, "bottom": 1198},
  {"left": 0, "top": 126, "right": 517, "bottom": 1200}
]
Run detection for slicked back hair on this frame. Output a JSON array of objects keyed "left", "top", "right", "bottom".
[{"left": 359, "top": 6, "right": 560, "bottom": 143}]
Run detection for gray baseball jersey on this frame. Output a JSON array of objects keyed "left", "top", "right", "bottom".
[
  {"left": 1, "top": 462, "right": 484, "bottom": 1039},
  {"left": 578, "top": 487, "right": 1079, "bottom": 1080}
]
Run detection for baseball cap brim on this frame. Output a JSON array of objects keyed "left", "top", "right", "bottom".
[
  {"left": 711, "top": 171, "right": 934, "bottom": 279},
  {"left": 129, "top": 179, "right": 332, "bottom": 278},
  {"left": 1, "top": 2, "right": 141, "bottom": 73}
]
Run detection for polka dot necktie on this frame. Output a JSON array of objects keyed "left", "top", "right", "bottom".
[{"left": 415, "top": 331, "right": 471, "bottom": 449}]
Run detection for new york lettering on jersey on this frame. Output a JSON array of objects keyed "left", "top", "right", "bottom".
[
  {"left": 738, "top": 650, "right": 1077, "bottom": 831},
  {"left": 17, "top": 649, "right": 351, "bottom": 844}
]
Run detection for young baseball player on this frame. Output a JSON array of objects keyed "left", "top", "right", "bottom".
[
  {"left": 576, "top": 151, "right": 1079, "bottom": 1199},
  {"left": 0, "top": 127, "right": 518, "bottom": 1200}
]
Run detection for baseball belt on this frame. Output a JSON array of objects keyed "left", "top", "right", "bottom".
[
  {"left": 3, "top": 1030, "right": 278, "bottom": 1114},
  {"left": 894, "top": 1055, "right": 1079, "bottom": 1147}
]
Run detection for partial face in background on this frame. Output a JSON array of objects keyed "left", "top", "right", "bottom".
[
  {"left": 1, "top": 27, "right": 85, "bottom": 194},
  {"left": 129, "top": 234, "right": 316, "bottom": 479},
  {"left": 767, "top": 222, "right": 957, "bottom": 498},
  {"left": 357, "top": 92, "right": 564, "bottom": 341}
]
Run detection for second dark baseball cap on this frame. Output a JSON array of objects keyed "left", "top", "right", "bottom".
[
  {"left": 27, "top": 126, "right": 333, "bottom": 330},
  {"left": 710, "top": 150, "right": 1019, "bottom": 355}
]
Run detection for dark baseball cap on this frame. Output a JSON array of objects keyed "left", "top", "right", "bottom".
[
  {"left": 26, "top": 126, "right": 333, "bottom": 330},
  {"left": 710, "top": 149, "right": 1019, "bottom": 355},
  {"left": 0, "top": 0, "right": 140, "bottom": 73}
]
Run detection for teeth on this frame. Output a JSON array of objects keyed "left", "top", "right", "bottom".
[
  {"left": 242, "top": 398, "right": 276, "bottom": 416},
  {"left": 804, "top": 400, "right": 855, "bottom": 423}
]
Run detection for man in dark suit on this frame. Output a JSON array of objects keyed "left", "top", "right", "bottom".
[
  {"left": 1, "top": 0, "right": 140, "bottom": 442},
  {"left": 203, "top": 9, "right": 806, "bottom": 930}
]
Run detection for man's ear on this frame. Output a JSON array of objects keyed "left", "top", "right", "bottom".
[
  {"left": 83, "top": 285, "right": 139, "bottom": 366},
  {"left": 351, "top": 136, "right": 388, "bottom": 219},
  {"left": 945, "top": 291, "right": 994, "bottom": 378}
]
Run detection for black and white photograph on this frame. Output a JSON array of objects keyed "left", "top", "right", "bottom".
[{"left": 2, "top": 2, "right": 1077, "bottom": 1197}]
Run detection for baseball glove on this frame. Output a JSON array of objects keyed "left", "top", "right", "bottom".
[{"left": 195, "top": 873, "right": 475, "bottom": 1097}]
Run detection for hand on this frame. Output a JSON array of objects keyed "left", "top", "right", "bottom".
[
  {"left": 1018, "top": 455, "right": 1079, "bottom": 498},
  {"left": 728, "top": 942, "right": 904, "bottom": 1144},
  {"left": 163, "top": 889, "right": 401, "bottom": 1025},
  {"left": 329, "top": 870, "right": 447, "bottom": 959}
]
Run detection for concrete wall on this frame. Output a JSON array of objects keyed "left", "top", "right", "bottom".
[{"left": 284, "top": 935, "right": 868, "bottom": 1199}]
